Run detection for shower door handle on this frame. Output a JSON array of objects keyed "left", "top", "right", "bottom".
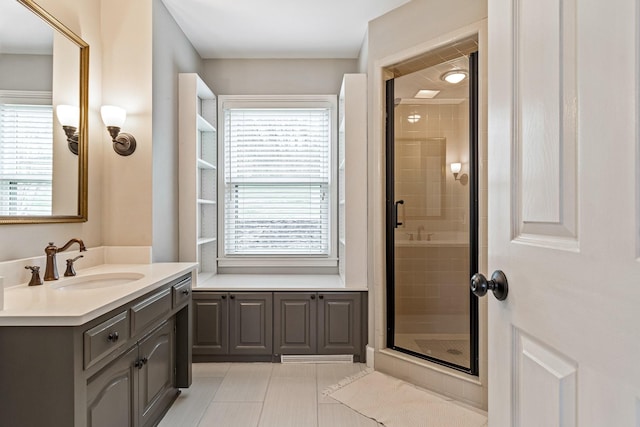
[
  {"left": 470, "top": 271, "right": 508, "bottom": 301},
  {"left": 394, "top": 200, "right": 404, "bottom": 228}
]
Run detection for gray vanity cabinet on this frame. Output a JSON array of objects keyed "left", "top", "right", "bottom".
[
  {"left": 192, "top": 292, "right": 273, "bottom": 360},
  {"left": 274, "top": 292, "right": 364, "bottom": 358},
  {"left": 0, "top": 273, "right": 193, "bottom": 427},
  {"left": 87, "top": 319, "right": 175, "bottom": 427},
  {"left": 137, "top": 319, "right": 176, "bottom": 426},
  {"left": 87, "top": 345, "right": 138, "bottom": 427}
]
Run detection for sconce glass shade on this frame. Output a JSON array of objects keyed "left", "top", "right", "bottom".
[
  {"left": 56, "top": 105, "right": 79, "bottom": 128},
  {"left": 407, "top": 113, "right": 421, "bottom": 124},
  {"left": 450, "top": 162, "right": 462, "bottom": 174},
  {"left": 100, "top": 105, "right": 126, "bottom": 128}
]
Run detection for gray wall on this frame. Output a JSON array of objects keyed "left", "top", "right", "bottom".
[
  {"left": 0, "top": 54, "right": 52, "bottom": 91},
  {"left": 151, "top": 0, "right": 203, "bottom": 262},
  {"left": 202, "top": 58, "right": 358, "bottom": 95}
]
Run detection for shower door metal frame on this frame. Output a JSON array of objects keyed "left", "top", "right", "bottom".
[{"left": 385, "top": 51, "right": 479, "bottom": 376}]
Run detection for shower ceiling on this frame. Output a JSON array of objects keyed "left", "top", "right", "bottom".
[{"left": 394, "top": 56, "right": 470, "bottom": 104}]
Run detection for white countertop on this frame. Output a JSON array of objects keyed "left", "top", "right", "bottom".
[
  {"left": 0, "top": 263, "right": 196, "bottom": 327},
  {"left": 195, "top": 273, "right": 368, "bottom": 292}
]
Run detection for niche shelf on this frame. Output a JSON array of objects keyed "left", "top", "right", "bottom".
[{"left": 179, "top": 73, "right": 218, "bottom": 279}]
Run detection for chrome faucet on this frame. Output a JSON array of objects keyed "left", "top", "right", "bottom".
[
  {"left": 417, "top": 225, "right": 425, "bottom": 241},
  {"left": 44, "top": 239, "right": 87, "bottom": 281}
]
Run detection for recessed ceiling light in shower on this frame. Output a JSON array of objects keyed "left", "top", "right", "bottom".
[
  {"left": 441, "top": 70, "right": 468, "bottom": 84},
  {"left": 414, "top": 89, "right": 440, "bottom": 99}
]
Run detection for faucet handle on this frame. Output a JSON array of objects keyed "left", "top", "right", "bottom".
[
  {"left": 64, "top": 255, "right": 84, "bottom": 277},
  {"left": 25, "top": 265, "right": 43, "bottom": 286}
]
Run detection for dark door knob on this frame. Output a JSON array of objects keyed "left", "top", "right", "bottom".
[{"left": 470, "top": 271, "right": 508, "bottom": 301}]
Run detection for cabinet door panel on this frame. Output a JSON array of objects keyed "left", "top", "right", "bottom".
[
  {"left": 138, "top": 320, "right": 176, "bottom": 427},
  {"left": 229, "top": 293, "right": 272, "bottom": 355},
  {"left": 318, "top": 293, "right": 361, "bottom": 355},
  {"left": 87, "top": 346, "right": 138, "bottom": 427},
  {"left": 274, "top": 292, "right": 316, "bottom": 354},
  {"left": 193, "top": 292, "right": 228, "bottom": 355}
]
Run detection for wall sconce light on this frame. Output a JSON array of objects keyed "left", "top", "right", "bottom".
[
  {"left": 56, "top": 105, "right": 79, "bottom": 155},
  {"left": 451, "top": 162, "right": 468, "bottom": 185},
  {"left": 407, "top": 112, "right": 421, "bottom": 124},
  {"left": 100, "top": 105, "right": 137, "bottom": 156}
]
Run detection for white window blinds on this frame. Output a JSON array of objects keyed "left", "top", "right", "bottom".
[
  {"left": 224, "top": 108, "right": 331, "bottom": 256},
  {"left": 0, "top": 103, "right": 53, "bottom": 216}
]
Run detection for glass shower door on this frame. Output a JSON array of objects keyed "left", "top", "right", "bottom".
[{"left": 386, "top": 52, "right": 478, "bottom": 373}]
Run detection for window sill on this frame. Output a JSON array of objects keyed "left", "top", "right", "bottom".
[{"left": 195, "top": 273, "right": 368, "bottom": 292}]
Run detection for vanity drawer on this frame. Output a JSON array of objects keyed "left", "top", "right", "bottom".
[
  {"left": 130, "top": 288, "right": 172, "bottom": 336},
  {"left": 84, "top": 311, "right": 129, "bottom": 369},
  {"left": 172, "top": 277, "right": 192, "bottom": 308}
]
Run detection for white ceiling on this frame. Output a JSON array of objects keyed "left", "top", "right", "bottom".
[
  {"left": 0, "top": 0, "right": 53, "bottom": 54},
  {"left": 161, "top": 0, "right": 411, "bottom": 59}
]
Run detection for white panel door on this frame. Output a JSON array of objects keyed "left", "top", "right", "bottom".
[{"left": 488, "top": 0, "right": 640, "bottom": 425}]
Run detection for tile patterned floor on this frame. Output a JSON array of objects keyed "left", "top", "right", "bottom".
[{"left": 159, "top": 362, "right": 382, "bottom": 427}]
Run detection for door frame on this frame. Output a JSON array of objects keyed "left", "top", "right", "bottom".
[{"left": 369, "top": 20, "right": 489, "bottom": 408}]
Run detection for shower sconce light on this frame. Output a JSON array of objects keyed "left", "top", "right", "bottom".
[
  {"left": 451, "top": 162, "right": 468, "bottom": 185},
  {"left": 56, "top": 105, "right": 79, "bottom": 155},
  {"left": 441, "top": 70, "right": 468, "bottom": 84},
  {"left": 100, "top": 105, "right": 137, "bottom": 156},
  {"left": 407, "top": 112, "right": 421, "bottom": 124}
]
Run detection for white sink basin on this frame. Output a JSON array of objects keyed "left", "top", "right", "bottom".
[{"left": 51, "top": 272, "right": 145, "bottom": 290}]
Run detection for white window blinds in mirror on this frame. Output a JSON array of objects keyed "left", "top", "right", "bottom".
[
  {"left": 0, "top": 103, "right": 53, "bottom": 216},
  {"left": 223, "top": 108, "right": 331, "bottom": 256}
]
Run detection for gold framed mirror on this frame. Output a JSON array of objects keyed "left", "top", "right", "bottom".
[{"left": 0, "top": 0, "right": 88, "bottom": 224}]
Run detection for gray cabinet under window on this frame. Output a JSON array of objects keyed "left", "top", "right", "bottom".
[
  {"left": 274, "top": 292, "right": 363, "bottom": 359},
  {"left": 193, "top": 291, "right": 273, "bottom": 361},
  {"left": 193, "top": 290, "right": 366, "bottom": 362}
]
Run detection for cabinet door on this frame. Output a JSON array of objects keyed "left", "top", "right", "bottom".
[
  {"left": 229, "top": 293, "right": 273, "bottom": 355},
  {"left": 138, "top": 319, "right": 176, "bottom": 427},
  {"left": 318, "top": 293, "right": 361, "bottom": 355},
  {"left": 274, "top": 292, "right": 317, "bottom": 355},
  {"left": 193, "top": 292, "right": 228, "bottom": 355},
  {"left": 87, "top": 346, "right": 138, "bottom": 427}
]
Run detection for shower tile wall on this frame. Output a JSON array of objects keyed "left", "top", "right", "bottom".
[{"left": 394, "top": 102, "right": 470, "bottom": 336}]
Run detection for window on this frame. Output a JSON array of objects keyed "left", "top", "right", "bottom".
[
  {"left": 0, "top": 98, "right": 53, "bottom": 216},
  {"left": 219, "top": 96, "right": 337, "bottom": 268}
]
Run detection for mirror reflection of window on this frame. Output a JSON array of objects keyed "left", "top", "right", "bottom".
[{"left": 0, "top": 96, "right": 53, "bottom": 215}]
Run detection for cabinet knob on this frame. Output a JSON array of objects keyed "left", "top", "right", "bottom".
[
  {"left": 181, "top": 289, "right": 190, "bottom": 295},
  {"left": 221, "top": 295, "right": 227, "bottom": 299},
  {"left": 107, "top": 332, "right": 119, "bottom": 342},
  {"left": 230, "top": 294, "right": 235, "bottom": 299},
  {"left": 135, "top": 357, "right": 148, "bottom": 369},
  {"left": 310, "top": 294, "right": 315, "bottom": 300},
  {"left": 319, "top": 295, "right": 324, "bottom": 300}
]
